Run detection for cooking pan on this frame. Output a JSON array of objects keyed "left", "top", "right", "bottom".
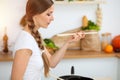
[{"left": 57, "top": 66, "right": 94, "bottom": 80}]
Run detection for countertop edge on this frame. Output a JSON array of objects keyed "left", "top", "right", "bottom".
[{"left": 0, "top": 50, "right": 120, "bottom": 62}]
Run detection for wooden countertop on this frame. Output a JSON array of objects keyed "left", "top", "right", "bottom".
[
  {"left": 0, "top": 50, "right": 120, "bottom": 62},
  {"left": 64, "top": 50, "right": 120, "bottom": 59},
  {"left": 0, "top": 51, "right": 13, "bottom": 62}
]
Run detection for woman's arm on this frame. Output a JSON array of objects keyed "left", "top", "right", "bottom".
[
  {"left": 46, "top": 31, "right": 85, "bottom": 68},
  {"left": 11, "top": 49, "right": 32, "bottom": 80}
]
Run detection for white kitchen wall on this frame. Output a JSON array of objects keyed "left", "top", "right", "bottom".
[
  {"left": 0, "top": 0, "right": 120, "bottom": 47},
  {"left": 0, "top": 0, "right": 120, "bottom": 80},
  {"left": 0, "top": 0, "right": 27, "bottom": 50}
]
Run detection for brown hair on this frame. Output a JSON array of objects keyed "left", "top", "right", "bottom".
[
  {"left": 20, "top": 15, "right": 26, "bottom": 27},
  {"left": 25, "top": 0, "right": 54, "bottom": 77}
]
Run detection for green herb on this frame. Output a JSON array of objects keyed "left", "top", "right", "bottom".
[
  {"left": 68, "top": 0, "right": 74, "bottom": 2},
  {"left": 81, "top": 20, "right": 100, "bottom": 31},
  {"left": 44, "top": 38, "right": 59, "bottom": 49}
]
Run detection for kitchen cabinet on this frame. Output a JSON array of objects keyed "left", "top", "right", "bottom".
[
  {"left": 0, "top": 51, "right": 13, "bottom": 80},
  {"left": 0, "top": 62, "right": 13, "bottom": 80}
]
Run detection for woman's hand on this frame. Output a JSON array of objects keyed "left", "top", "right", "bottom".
[{"left": 67, "top": 31, "right": 85, "bottom": 43}]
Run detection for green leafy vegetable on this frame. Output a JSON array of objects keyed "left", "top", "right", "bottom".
[
  {"left": 81, "top": 20, "right": 100, "bottom": 31},
  {"left": 44, "top": 38, "right": 59, "bottom": 49}
]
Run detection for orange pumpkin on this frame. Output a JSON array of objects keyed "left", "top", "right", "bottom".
[{"left": 112, "top": 35, "right": 120, "bottom": 52}]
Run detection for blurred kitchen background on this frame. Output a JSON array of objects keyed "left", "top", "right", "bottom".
[{"left": 0, "top": 0, "right": 120, "bottom": 80}]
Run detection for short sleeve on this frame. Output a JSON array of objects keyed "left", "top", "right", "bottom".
[{"left": 13, "top": 31, "right": 37, "bottom": 57}]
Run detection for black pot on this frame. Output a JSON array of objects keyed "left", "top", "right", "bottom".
[{"left": 58, "top": 66, "right": 94, "bottom": 80}]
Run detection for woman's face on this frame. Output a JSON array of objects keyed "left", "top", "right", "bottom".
[{"left": 33, "top": 5, "right": 54, "bottom": 29}]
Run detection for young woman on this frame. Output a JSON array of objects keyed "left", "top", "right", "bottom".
[{"left": 11, "top": 0, "right": 85, "bottom": 80}]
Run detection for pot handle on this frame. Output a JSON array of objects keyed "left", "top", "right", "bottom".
[{"left": 71, "top": 66, "right": 74, "bottom": 75}]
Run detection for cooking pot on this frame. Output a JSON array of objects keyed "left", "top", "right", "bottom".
[{"left": 57, "top": 66, "right": 94, "bottom": 80}]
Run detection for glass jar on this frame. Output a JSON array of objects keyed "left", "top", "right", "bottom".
[{"left": 101, "top": 32, "right": 111, "bottom": 50}]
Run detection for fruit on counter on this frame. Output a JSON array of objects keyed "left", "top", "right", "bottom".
[
  {"left": 44, "top": 38, "right": 59, "bottom": 50},
  {"left": 112, "top": 35, "right": 120, "bottom": 52},
  {"left": 104, "top": 44, "right": 113, "bottom": 53}
]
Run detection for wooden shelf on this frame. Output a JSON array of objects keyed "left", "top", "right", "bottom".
[
  {"left": 0, "top": 50, "right": 120, "bottom": 62},
  {"left": 0, "top": 51, "right": 13, "bottom": 62},
  {"left": 54, "top": 0, "right": 106, "bottom": 4},
  {"left": 64, "top": 50, "right": 120, "bottom": 59}
]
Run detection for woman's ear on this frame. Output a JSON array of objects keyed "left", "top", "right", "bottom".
[{"left": 32, "top": 15, "right": 37, "bottom": 22}]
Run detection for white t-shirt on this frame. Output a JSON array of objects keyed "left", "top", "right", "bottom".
[{"left": 13, "top": 30, "right": 44, "bottom": 80}]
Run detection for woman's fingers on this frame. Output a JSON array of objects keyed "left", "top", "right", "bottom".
[
  {"left": 72, "top": 31, "right": 84, "bottom": 41},
  {"left": 77, "top": 31, "right": 85, "bottom": 38},
  {"left": 75, "top": 31, "right": 85, "bottom": 39},
  {"left": 67, "top": 31, "right": 85, "bottom": 43}
]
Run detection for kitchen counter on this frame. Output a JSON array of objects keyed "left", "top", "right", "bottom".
[
  {"left": 0, "top": 50, "right": 120, "bottom": 62},
  {"left": 0, "top": 51, "right": 13, "bottom": 62},
  {"left": 64, "top": 50, "right": 120, "bottom": 59}
]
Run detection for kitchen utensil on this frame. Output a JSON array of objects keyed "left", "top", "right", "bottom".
[
  {"left": 56, "top": 32, "right": 98, "bottom": 36},
  {"left": 58, "top": 66, "right": 94, "bottom": 80}
]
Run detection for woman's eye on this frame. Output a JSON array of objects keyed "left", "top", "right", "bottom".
[{"left": 47, "top": 13, "right": 51, "bottom": 16}]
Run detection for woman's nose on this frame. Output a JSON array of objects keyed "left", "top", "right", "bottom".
[{"left": 51, "top": 15, "right": 54, "bottom": 21}]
